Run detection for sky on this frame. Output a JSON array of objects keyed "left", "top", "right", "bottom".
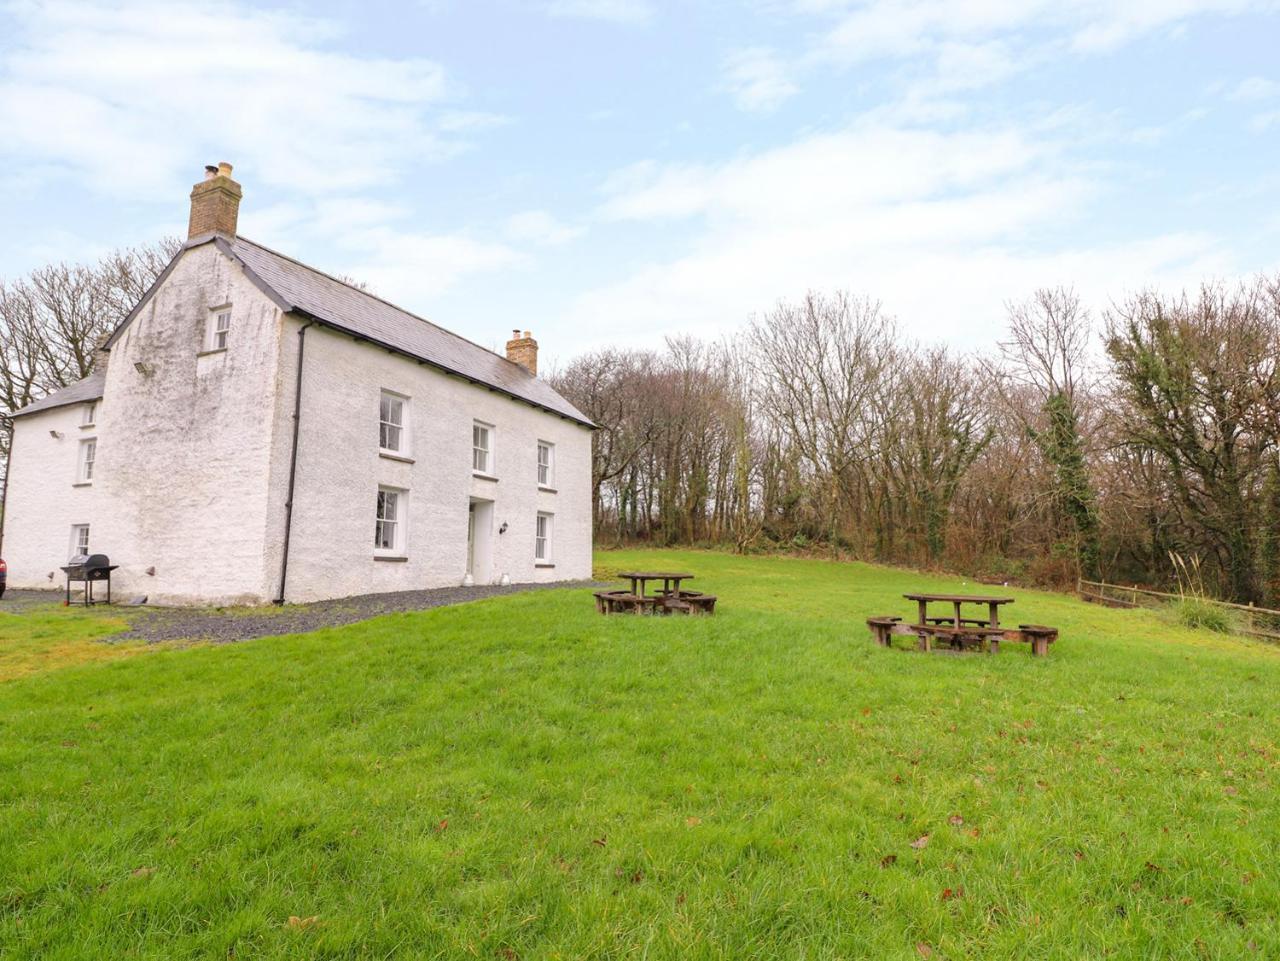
[{"left": 1, "top": 0, "right": 1279, "bottom": 368}]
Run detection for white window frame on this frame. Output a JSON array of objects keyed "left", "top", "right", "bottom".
[
  {"left": 69, "top": 524, "right": 90, "bottom": 559},
  {"left": 206, "top": 305, "right": 232, "bottom": 351},
  {"left": 379, "top": 391, "right": 408, "bottom": 455},
  {"left": 535, "top": 511, "right": 553, "bottom": 564},
  {"left": 77, "top": 438, "right": 96, "bottom": 484},
  {"left": 472, "top": 421, "right": 494, "bottom": 476},
  {"left": 81, "top": 401, "right": 97, "bottom": 428},
  {"left": 374, "top": 486, "right": 406, "bottom": 556},
  {"left": 537, "top": 441, "right": 554, "bottom": 488}
]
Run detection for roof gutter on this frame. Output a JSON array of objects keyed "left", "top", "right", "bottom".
[
  {"left": 274, "top": 318, "right": 315, "bottom": 604},
  {"left": 289, "top": 308, "right": 596, "bottom": 430}
]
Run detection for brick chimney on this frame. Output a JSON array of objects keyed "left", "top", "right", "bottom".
[
  {"left": 506, "top": 330, "right": 538, "bottom": 376},
  {"left": 187, "top": 161, "right": 242, "bottom": 239}
]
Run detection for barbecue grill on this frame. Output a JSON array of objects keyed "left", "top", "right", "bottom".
[{"left": 61, "top": 553, "right": 118, "bottom": 606}]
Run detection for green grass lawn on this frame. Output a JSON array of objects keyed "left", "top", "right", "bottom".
[{"left": 2, "top": 549, "right": 1278, "bottom": 959}]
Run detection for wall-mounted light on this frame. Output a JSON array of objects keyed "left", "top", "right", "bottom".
[
  {"left": 134, "top": 361, "right": 155, "bottom": 377},
  {"left": 498, "top": 522, "right": 508, "bottom": 535},
  {"left": 49, "top": 429, "right": 63, "bottom": 439}
]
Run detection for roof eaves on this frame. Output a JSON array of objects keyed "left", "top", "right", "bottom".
[{"left": 293, "top": 310, "right": 596, "bottom": 429}]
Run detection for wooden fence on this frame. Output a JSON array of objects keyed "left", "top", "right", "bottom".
[{"left": 1078, "top": 579, "right": 1280, "bottom": 643}]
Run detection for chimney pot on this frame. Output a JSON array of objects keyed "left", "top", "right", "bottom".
[
  {"left": 505, "top": 330, "right": 538, "bottom": 377},
  {"left": 188, "top": 161, "right": 243, "bottom": 239}
]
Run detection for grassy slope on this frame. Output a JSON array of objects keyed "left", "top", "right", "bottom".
[{"left": 1, "top": 549, "right": 1278, "bottom": 960}]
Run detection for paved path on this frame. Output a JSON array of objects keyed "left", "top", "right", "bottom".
[{"left": 0, "top": 582, "right": 599, "bottom": 644}]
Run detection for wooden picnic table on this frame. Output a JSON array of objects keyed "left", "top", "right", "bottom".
[
  {"left": 618, "top": 571, "right": 694, "bottom": 599},
  {"left": 902, "top": 592, "right": 1015, "bottom": 631}
]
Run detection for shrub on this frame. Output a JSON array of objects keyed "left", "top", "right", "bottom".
[{"left": 1169, "top": 597, "right": 1236, "bottom": 634}]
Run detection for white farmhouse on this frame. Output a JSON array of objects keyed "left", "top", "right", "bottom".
[{"left": 0, "top": 164, "right": 594, "bottom": 605}]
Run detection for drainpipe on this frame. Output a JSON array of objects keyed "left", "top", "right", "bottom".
[
  {"left": 274, "top": 319, "right": 315, "bottom": 604},
  {"left": 0, "top": 416, "right": 13, "bottom": 558}
]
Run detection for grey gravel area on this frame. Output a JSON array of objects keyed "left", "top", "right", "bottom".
[
  {"left": 1, "top": 582, "right": 601, "bottom": 644},
  {"left": 0, "top": 588, "right": 71, "bottom": 613}
]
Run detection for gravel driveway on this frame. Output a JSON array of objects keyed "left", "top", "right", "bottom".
[{"left": 1, "top": 582, "right": 599, "bottom": 644}]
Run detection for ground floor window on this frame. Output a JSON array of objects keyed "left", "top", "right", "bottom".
[
  {"left": 535, "top": 512, "right": 552, "bottom": 563},
  {"left": 375, "top": 487, "right": 406, "bottom": 554},
  {"left": 69, "top": 524, "right": 90, "bottom": 559}
]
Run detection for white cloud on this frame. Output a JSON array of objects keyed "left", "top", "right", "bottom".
[
  {"left": 245, "top": 197, "right": 525, "bottom": 306},
  {"left": 803, "top": 0, "right": 1271, "bottom": 62},
  {"left": 1228, "top": 76, "right": 1280, "bottom": 101},
  {"left": 546, "top": 0, "right": 653, "bottom": 23},
  {"left": 336, "top": 226, "right": 525, "bottom": 306},
  {"left": 1251, "top": 110, "right": 1280, "bottom": 131},
  {"left": 720, "top": 47, "right": 800, "bottom": 112},
  {"left": 0, "top": 1, "right": 469, "bottom": 198},
  {"left": 570, "top": 119, "right": 1237, "bottom": 349},
  {"left": 505, "top": 210, "right": 586, "bottom": 246}
]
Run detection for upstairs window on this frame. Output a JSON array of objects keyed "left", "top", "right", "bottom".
[
  {"left": 472, "top": 422, "right": 493, "bottom": 475},
  {"left": 374, "top": 487, "right": 405, "bottom": 554},
  {"left": 77, "top": 438, "right": 96, "bottom": 484},
  {"left": 207, "top": 306, "right": 231, "bottom": 351},
  {"left": 535, "top": 512, "right": 553, "bottom": 563},
  {"left": 81, "top": 401, "right": 97, "bottom": 427},
  {"left": 379, "top": 392, "right": 407, "bottom": 454},
  {"left": 537, "top": 441, "right": 554, "bottom": 488}
]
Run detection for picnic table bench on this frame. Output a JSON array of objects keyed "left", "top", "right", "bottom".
[
  {"left": 867, "top": 591, "right": 1057, "bottom": 656},
  {"left": 594, "top": 572, "right": 717, "bottom": 615}
]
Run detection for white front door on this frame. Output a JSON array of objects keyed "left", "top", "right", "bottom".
[{"left": 467, "top": 502, "right": 476, "bottom": 575}]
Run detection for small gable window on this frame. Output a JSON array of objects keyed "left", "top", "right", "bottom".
[
  {"left": 207, "top": 306, "right": 231, "bottom": 351},
  {"left": 81, "top": 401, "right": 97, "bottom": 428}
]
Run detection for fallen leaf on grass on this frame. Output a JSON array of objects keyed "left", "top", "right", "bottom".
[
  {"left": 685, "top": 817, "right": 702, "bottom": 827},
  {"left": 591, "top": 836, "right": 607, "bottom": 847},
  {"left": 130, "top": 866, "right": 156, "bottom": 878},
  {"left": 880, "top": 854, "right": 897, "bottom": 868},
  {"left": 287, "top": 916, "right": 319, "bottom": 931},
  {"left": 916, "top": 943, "right": 934, "bottom": 958},
  {"left": 947, "top": 814, "right": 964, "bottom": 827},
  {"left": 436, "top": 819, "right": 449, "bottom": 833},
  {"left": 910, "top": 835, "right": 930, "bottom": 850},
  {"left": 941, "top": 886, "right": 964, "bottom": 901}
]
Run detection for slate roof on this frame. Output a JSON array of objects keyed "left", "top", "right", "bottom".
[
  {"left": 9, "top": 368, "right": 106, "bottom": 419},
  {"left": 225, "top": 235, "right": 591, "bottom": 426},
  {"left": 71, "top": 233, "right": 591, "bottom": 427}
]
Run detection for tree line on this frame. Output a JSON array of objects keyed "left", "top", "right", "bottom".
[
  {"left": 3, "top": 239, "right": 1278, "bottom": 604},
  {"left": 552, "top": 281, "right": 1280, "bottom": 605}
]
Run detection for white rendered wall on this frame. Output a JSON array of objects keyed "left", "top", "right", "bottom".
[
  {"left": 89, "top": 244, "right": 287, "bottom": 605},
  {"left": 270, "top": 319, "right": 594, "bottom": 603},
  {"left": 3, "top": 404, "right": 102, "bottom": 591}
]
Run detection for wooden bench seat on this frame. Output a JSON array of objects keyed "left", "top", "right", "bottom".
[
  {"left": 866, "top": 616, "right": 903, "bottom": 646},
  {"left": 915, "top": 624, "right": 1007, "bottom": 653},
  {"left": 593, "top": 591, "right": 658, "bottom": 615},
  {"left": 1016, "top": 623, "right": 1058, "bottom": 656}
]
